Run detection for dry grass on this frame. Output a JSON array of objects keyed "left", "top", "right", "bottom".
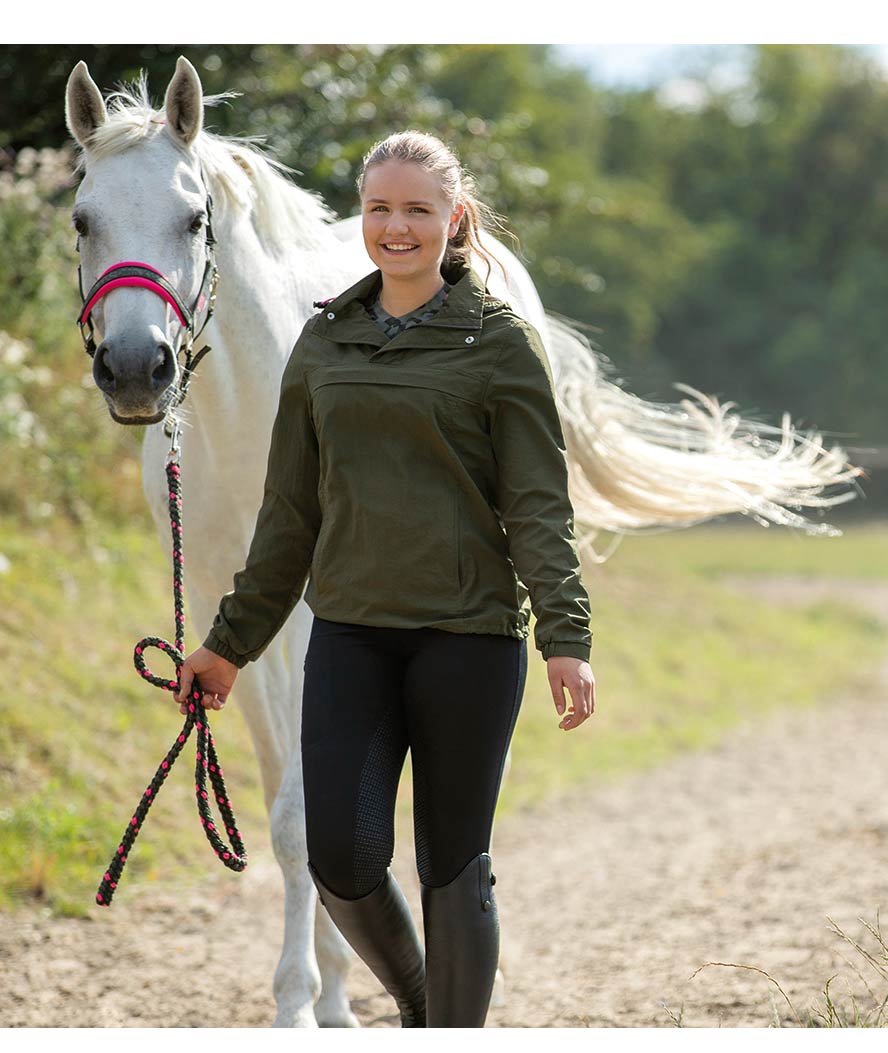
[{"left": 666, "top": 913, "right": 888, "bottom": 1027}]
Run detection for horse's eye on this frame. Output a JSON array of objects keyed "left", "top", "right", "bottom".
[
  {"left": 189, "top": 215, "right": 205, "bottom": 234},
  {"left": 73, "top": 214, "right": 89, "bottom": 236}
]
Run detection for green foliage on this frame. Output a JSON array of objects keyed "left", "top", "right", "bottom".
[
  {"left": 644, "top": 46, "right": 888, "bottom": 441},
  {"left": 3, "top": 43, "right": 887, "bottom": 459}
]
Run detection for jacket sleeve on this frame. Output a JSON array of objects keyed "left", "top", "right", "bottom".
[
  {"left": 483, "top": 317, "right": 593, "bottom": 662},
  {"left": 202, "top": 328, "right": 321, "bottom": 668}
]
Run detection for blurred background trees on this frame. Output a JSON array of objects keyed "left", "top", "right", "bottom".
[{"left": 1, "top": 43, "right": 885, "bottom": 526}]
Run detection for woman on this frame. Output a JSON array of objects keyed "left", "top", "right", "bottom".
[{"left": 175, "top": 131, "right": 595, "bottom": 1028}]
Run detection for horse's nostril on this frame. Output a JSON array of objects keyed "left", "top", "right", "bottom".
[
  {"left": 94, "top": 342, "right": 116, "bottom": 394},
  {"left": 152, "top": 343, "right": 176, "bottom": 391}
]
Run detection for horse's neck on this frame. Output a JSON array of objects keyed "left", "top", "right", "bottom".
[{"left": 186, "top": 212, "right": 352, "bottom": 450}]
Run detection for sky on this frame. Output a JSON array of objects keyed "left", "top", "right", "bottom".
[{"left": 554, "top": 44, "right": 888, "bottom": 89}]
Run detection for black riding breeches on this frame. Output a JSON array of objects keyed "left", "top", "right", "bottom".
[{"left": 301, "top": 616, "right": 528, "bottom": 899}]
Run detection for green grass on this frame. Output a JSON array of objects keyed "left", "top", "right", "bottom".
[
  {"left": 0, "top": 517, "right": 269, "bottom": 916},
  {"left": 1, "top": 516, "right": 885, "bottom": 913},
  {"left": 492, "top": 518, "right": 888, "bottom": 813},
  {"left": 619, "top": 518, "right": 888, "bottom": 580}
]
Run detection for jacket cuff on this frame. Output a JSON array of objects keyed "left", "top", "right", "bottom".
[
  {"left": 202, "top": 630, "right": 251, "bottom": 669},
  {"left": 541, "top": 641, "right": 591, "bottom": 662}
]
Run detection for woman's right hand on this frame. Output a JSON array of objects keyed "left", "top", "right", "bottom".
[{"left": 174, "top": 646, "right": 239, "bottom": 714}]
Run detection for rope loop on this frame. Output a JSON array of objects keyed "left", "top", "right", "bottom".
[{"left": 96, "top": 457, "right": 247, "bottom": 907}]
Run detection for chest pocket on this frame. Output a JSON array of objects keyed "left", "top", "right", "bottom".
[
  {"left": 306, "top": 364, "right": 485, "bottom": 404},
  {"left": 307, "top": 363, "right": 486, "bottom": 446}
]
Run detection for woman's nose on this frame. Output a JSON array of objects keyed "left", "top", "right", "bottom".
[{"left": 385, "top": 212, "right": 409, "bottom": 233}]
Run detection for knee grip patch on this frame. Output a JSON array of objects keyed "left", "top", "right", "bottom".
[{"left": 352, "top": 703, "right": 404, "bottom": 896}]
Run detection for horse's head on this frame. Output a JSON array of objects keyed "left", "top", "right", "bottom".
[{"left": 66, "top": 57, "right": 215, "bottom": 425}]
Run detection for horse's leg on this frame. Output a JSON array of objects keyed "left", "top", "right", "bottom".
[
  {"left": 267, "top": 748, "right": 321, "bottom": 1027},
  {"left": 180, "top": 587, "right": 324, "bottom": 1026},
  {"left": 236, "top": 603, "right": 359, "bottom": 1027},
  {"left": 270, "top": 747, "right": 359, "bottom": 1028},
  {"left": 313, "top": 890, "right": 360, "bottom": 1027},
  {"left": 278, "top": 610, "right": 360, "bottom": 1027}
]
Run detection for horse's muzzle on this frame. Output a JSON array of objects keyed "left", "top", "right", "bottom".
[{"left": 93, "top": 338, "right": 179, "bottom": 421}]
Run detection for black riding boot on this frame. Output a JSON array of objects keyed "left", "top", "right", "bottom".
[
  {"left": 308, "top": 862, "right": 426, "bottom": 1027},
  {"left": 421, "top": 852, "right": 499, "bottom": 1028}
]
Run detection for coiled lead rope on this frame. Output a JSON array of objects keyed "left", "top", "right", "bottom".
[{"left": 96, "top": 428, "right": 247, "bottom": 906}]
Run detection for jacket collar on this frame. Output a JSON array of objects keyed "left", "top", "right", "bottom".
[{"left": 313, "top": 259, "right": 503, "bottom": 349}]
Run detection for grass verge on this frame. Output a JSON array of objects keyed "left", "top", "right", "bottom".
[
  {"left": 499, "top": 520, "right": 887, "bottom": 813},
  {"left": 0, "top": 517, "right": 268, "bottom": 916},
  {"left": 1, "top": 517, "right": 885, "bottom": 913}
]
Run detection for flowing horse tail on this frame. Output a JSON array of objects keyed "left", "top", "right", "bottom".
[{"left": 543, "top": 314, "right": 865, "bottom": 564}]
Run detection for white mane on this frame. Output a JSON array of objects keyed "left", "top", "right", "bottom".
[{"left": 72, "top": 72, "right": 337, "bottom": 257}]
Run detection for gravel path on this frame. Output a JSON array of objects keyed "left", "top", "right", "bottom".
[{"left": 2, "top": 576, "right": 886, "bottom": 1028}]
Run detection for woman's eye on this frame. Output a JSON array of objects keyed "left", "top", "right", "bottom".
[{"left": 410, "top": 207, "right": 428, "bottom": 213}]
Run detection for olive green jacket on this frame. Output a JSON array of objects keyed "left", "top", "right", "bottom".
[{"left": 203, "top": 260, "right": 592, "bottom": 667}]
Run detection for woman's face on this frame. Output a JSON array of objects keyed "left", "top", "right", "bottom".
[{"left": 361, "top": 160, "right": 464, "bottom": 286}]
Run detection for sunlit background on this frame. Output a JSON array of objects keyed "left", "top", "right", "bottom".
[{"left": 2, "top": 48, "right": 888, "bottom": 1029}]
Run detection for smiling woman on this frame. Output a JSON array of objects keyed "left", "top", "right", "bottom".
[
  {"left": 358, "top": 131, "right": 511, "bottom": 318},
  {"left": 177, "top": 129, "right": 595, "bottom": 1028},
  {"left": 360, "top": 161, "right": 463, "bottom": 316}
]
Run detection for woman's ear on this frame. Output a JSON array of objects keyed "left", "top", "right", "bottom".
[{"left": 449, "top": 202, "right": 465, "bottom": 238}]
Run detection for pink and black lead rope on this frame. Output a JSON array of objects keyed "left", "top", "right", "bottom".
[{"left": 96, "top": 448, "right": 247, "bottom": 907}]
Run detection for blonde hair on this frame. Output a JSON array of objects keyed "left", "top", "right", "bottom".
[{"left": 357, "top": 130, "right": 512, "bottom": 282}]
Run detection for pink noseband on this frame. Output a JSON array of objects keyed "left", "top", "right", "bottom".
[{"left": 77, "top": 261, "right": 190, "bottom": 328}]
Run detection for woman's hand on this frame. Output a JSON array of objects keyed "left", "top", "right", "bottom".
[
  {"left": 547, "top": 656, "right": 595, "bottom": 731},
  {"left": 174, "top": 646, "right": 239, "bottom": 715}
]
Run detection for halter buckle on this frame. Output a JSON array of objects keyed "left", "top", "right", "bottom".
[{"left": 165, "top": 417, "right": 181, "bottom": 463}]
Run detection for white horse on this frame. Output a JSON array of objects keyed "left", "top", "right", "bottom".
[{"left": 64, "top": 56, "right": 860, "bottom": 1027}]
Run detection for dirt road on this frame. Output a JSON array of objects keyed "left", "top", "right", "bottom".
[{"left": 2, "top": 576, "right": 886, "bottom": 1028}]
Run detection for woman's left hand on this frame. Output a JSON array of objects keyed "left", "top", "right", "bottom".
[{"left": 546, "top": 656, "right": 595, "bottom": 731}]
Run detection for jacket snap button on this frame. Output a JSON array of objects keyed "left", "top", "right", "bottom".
[
  {"left": 327, "top": 312, "right": 335, "bottom": 320},
  {"left": 482, "top": 899, "right": 492, "bottom": 911},
  {"left": 465, "top": 336, "right": 475, "bottom": 344}
]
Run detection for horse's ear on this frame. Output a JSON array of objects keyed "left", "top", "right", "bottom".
[
  {"left": 164, "top": 56, "right": 203, "bottom": 147},
  {"left": 65, "top": 60, "right": 108, "bottom": 147}
]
